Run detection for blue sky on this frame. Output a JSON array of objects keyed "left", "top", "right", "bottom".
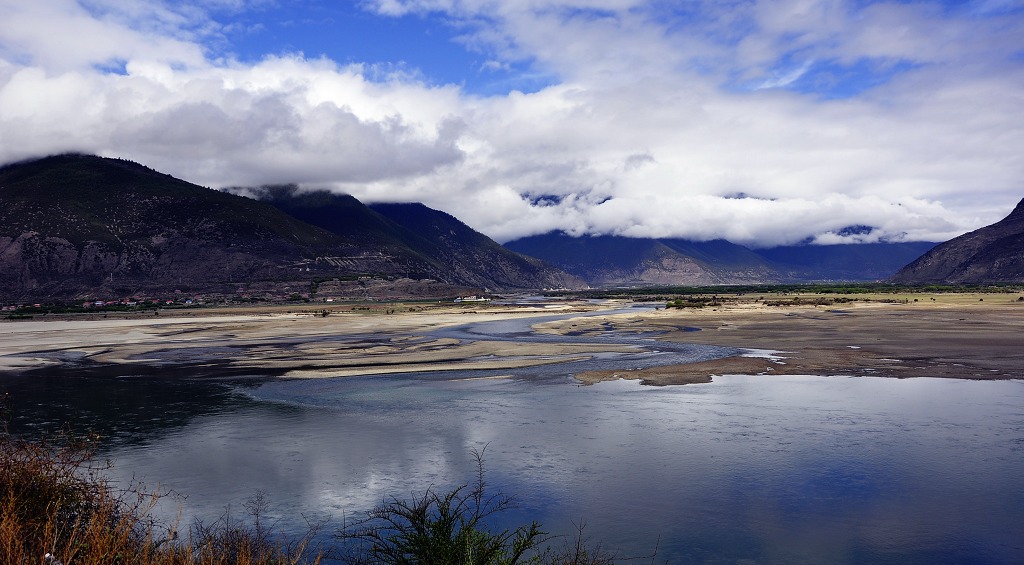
[
  {"left": 1, "top": 0, "right": 1023, "bottom": 245},
  {"left": 216, "top": 3, "right": 510, "bottom": 90}
]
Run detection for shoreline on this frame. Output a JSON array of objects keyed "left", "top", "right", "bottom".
[{"left": 2, "top": 296, "right": 1022, "bottom": 385}]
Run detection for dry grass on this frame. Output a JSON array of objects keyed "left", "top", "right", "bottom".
[
  {"left": 0, "top": 431, "right": 323, "bottom": 565},
  {"left": 0, "top": 431, "right": 633, "bottom": 565}
]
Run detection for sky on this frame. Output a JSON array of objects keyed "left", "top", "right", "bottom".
[{"left": 1, "top": 0, "right": 1022, "bottom": 246}]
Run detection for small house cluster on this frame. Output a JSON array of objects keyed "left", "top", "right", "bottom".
[{"left": 454, "top": 296, "right": 490, "bottom": 303}]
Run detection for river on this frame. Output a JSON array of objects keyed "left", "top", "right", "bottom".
[{"left": 3, "top": 309, "right": 1023, "bottom": 563}]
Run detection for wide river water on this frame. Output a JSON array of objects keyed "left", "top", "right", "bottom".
[{"left": 4, "top": 309, "right": 1023, "bottom": 563}]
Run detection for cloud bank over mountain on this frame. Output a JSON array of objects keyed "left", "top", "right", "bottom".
[{"left": 1, "top": 0, "right": 1022, "bottom": 246}]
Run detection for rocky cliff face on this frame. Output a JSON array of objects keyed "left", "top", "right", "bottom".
[{"left": 891, "top": 199, "right": 1024, "bottom": 284}]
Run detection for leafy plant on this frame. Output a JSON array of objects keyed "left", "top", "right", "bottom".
[{"left": 338, "top": 447, "right": 546, "bottom": 565}]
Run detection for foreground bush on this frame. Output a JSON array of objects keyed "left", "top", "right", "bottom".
[
  {"left": 1, "top": 431, "right": 633, "bottom": 564},
  {"left": 0, "top": 431, "right": 322, "bottom": 564},
  {"left": 338, "top": 449, "right": 544, "bottom": 564},
  {"left": 337, "top": 448, "right": 623, "bottom": 565}
]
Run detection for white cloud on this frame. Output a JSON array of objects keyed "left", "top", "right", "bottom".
[
  {"left": 0, "top": 47, "right": 468, "bottom": 186},
  {"left": 753, "top": 59, "right": 815, "bottom": 90},
  {"left": 1, "top": 0, "right": 1023, "bottom": 247},
  {"left": 0, "top": 0, "right": 207, "bottom": 70}
]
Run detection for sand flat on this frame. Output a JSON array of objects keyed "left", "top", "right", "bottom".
[
  {"left": 0, "top": 303, "right": 611, "bottom": 378},
  {"left": 3, "top": 296, "right": 1021, "bottom": 384},
  {"left": 547, "top": 296, "right": 1024, "bottom": 385}
]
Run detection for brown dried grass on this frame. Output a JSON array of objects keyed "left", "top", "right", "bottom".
[{"left": 0, "top": 431, "right": 322, "bottom": 565}]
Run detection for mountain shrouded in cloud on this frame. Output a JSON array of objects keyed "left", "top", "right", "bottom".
[
  {"left": 890, "top": 198, "right": 1024, "bottom": 284},
  {"left": 1, "top": 0, "right": 1022, "bottom": 247},
  {"left": 0, "top": 154, "right": 580, "bottom": 299}
]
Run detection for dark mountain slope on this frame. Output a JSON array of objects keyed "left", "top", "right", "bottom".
[
  {"left": 891, "top": 199, "right": 1024, "bottom": 283},
  {"left": 249, "top": 188, "right": 579, "bottom": 289},
  {"left": 255, "top": 187, "right": 411, "bottom": 249},
  {"left": 368, "top": 202, "right": 582, "bottom": 290},
  {"left": 0, "top": 154, "right": 350, "bottom": 299},
  {"left": 249, "top": 186, "right": 445, "bottom": 280},
  {"left": 0, "top": 155, "right": 334, "bottom": 248},
  {"left": 0, "top": 155, "right": 579, "bottom": 301}
]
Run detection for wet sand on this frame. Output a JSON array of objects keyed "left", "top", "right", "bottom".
[
  {"left": 553, "top": 294, "right": 1024, "bottom": 385},
  {"left": 0, "top": 302, "right": 626, "bottom": 379},
  {"left": 2, "top": 295, "right": 1021, "bottom": 385}
]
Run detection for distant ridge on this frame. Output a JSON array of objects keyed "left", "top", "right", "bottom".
[
  {"left": 890, "top": 199, "right": 1024, "bottom": 284},
  {"left": 503, "top": 234, "right": 776, "bottom": 286},
  {"left": 504, "top": 232, "right": 937, "bottom": 287},
  {"left": 757, "top": 242, "right": 937, "bottom": 282}
]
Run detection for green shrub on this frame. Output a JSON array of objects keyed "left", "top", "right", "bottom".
[{"left": 338, "top": 448, "right": 546, "bottom": 564}]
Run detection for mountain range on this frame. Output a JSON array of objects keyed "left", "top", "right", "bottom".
[
  {"left": 503, "top": 233, "right": 937, "bottom": 286},
  {"left": 0, "top": 154, "right": 576, "bottom": 301},
  {"left": 2, "top": 154, "right": 1019, "bottom": 302}
]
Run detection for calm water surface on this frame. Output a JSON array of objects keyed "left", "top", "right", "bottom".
[{"left": 4, "top": 312, "right": 1023, "bottom": 564}]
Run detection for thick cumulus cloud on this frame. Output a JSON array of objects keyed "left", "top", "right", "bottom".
[
  {"left": 0, "top": 0, "right": 466, "bottom": 186},
  {"left": 1, "top": 0, "right": 1023, "bottom": 246}
]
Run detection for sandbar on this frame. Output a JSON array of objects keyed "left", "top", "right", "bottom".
[
  {"left": 2, "top": 294, "right": 1021, "bottom": 385},
  {"left": 552, "top": 293, "right": 1023, "bottom": 385},
  {"left": 0, "top": 302, "right": 624, "bottom": 379}
]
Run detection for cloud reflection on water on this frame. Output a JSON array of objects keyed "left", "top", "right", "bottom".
[{"left": 64, "top": 374, "right": 1024, "bottom": 563}]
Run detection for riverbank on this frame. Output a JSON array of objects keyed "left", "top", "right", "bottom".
[{"left": 2, "top": 294, "right": 1021, "bottom": 384}]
